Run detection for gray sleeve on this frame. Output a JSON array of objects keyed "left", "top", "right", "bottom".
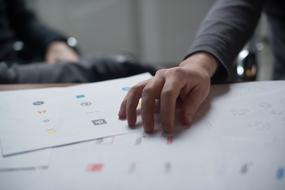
[
  {"left": 0, "top": 62, "right": 95, "bottom": 83},
  {"left": 186, "top": 0, "right": 265, "bottom": 82}
]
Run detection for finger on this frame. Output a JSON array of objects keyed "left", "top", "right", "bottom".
[
  {"left": 126, "top": 82, "right": 146, "bottom": 128},
  {"left": 141, "top": 73, "right": 165, "bottom": 133},
  {"left": 180, "top": 85, "right": 209, "bottom": 126},
  {"left": 118, "top": 80, "right": 148, "bottom": 126},
  {"left": 118, "top": 97, "right": 127, "bottom": 120},
  {"left": 160, "top": 77, "right": 183, "bottom": 134}
]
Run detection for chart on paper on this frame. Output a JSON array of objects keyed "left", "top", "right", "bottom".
[{"left": 0, "top": 73, "right": 152, "bottom": 156}]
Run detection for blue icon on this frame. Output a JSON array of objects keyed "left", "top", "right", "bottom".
[
  {"left": 76, "top": 95, "right": 85, "bottom": 99},
  {"left": 43, "top": 119, "right": 50, "bottom": 123},
  {"left": 33, "top": 101, "right": 44, "bottom": 106},
  {"left": 276, "top": 167, "right": 284, "bottom": 180},
  {"left": 122, "top": 87, "right": 130, "bottom": 91}
]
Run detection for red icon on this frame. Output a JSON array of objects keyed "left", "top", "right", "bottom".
[
  {"left": 167, "top": 136, "right": 173, "bottom": 145},
  {"left": 86, "top": 163, "right": 104, "bottom": 172}
]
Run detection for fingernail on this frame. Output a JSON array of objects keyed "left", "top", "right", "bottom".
[
  {"left": 129, "top": 123, "right": 136, "bottom": 128},
  {"left": 144, "top": 127, "right": 153, "bottom": 134},
  {"left": 185, "top": 117, "right": 192, "bottom": 125},
  {"left": 118, "top": 114, "right": 125, "bottom": 120},
  {"left": 183, "top": 113, "right": 193, "bottom": 125}
]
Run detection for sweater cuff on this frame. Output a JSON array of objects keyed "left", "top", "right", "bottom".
[{"left": 185, "top": 46, "right": 230, "bottom": 84}]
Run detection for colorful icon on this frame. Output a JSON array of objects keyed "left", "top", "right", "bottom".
[
  {"left": 122, "top": 87, "right": 130, "bottom": 91},
  {"left": 95, "top": 137, "right": 114, "bottom": 144},
  {"left": 43, "top": 119, "right": 50, "bottom": 123},
  {"left": 135, "top": 137, "right": 142, "bottom": 145},
  {"left": 37, "top": 110, "right": 47, "bottom": 114},
  {"left": 80, "top": 101, "right": 92, "bottom": 107},
  {"left": 47, "top": 128, "right": 56, "bottom": 135},
  {"left": 92, "top": 119, "right": 107, "bottom": 126},
  {"left": 240, "top": 163, "right": 253, "bottom": 175},
  {"left": 276, "top": 167, "right": 284, "bottom": 180},
  {"left": 86, "top": 163, "right": 104, "bottom": 172},
  {"left": 164, "top": 162, "right": 172, "bottom": 173},
  {"left": 129, "top": 162, "right": 136, "bottom": 173},
  {"left": 33, "top": 101, "right": 44, "bottom": 106},
  {"left": 166, "top": 136, "right": 173, "bottom": 145},
  {"left": 76, "top": 94, "right": 85, "bottom": 99}
]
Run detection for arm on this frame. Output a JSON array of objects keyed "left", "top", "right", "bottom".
[
  {"left": 118, "top": 0, "right": 265, "bottom": 134},
  {"left": 187, "top": 0, "right": 265, "bottom": 82},
  {"left": 0, "top": 61, "right": 94, "bottom": 84}
]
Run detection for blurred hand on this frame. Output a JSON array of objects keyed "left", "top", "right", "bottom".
[
  {"left": 46, "top": 42, "right": 79, "bottom": 64},
  {"left": 118, "top": 52, "right": 218, "bottom": 134}
]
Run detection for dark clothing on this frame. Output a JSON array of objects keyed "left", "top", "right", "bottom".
[
  {"left": 0, "top": 0, "right": 156, "bottom": 83},
  {"left": 0, "top": 0, "right": 67, "bottom": 62},
  {"left": 0, "top": 0, "right": 83, "bottom": 83},
  {"left": 187, "top": 0, "right": 285, "bottom": 81},
  {"left": 0, "top": 58, "right": 157, "bottom": 83}
]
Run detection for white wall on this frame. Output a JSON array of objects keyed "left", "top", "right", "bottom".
[
  {"left": 137, "top": 0, "right": 215, "bottom": 63},
  {"left": 33, "top": 0, "right": 139, "bottom": 57},
  {"left": 31, "top": 0, "right": 215, "bottom": 66}
]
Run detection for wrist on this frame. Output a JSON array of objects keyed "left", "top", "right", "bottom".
[{"left": 180, "top": 52, "right": 218, "bottom": 77}]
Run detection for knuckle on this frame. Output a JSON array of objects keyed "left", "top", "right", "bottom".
[
  {"left": 161, "top": 88, "right": 176, "bottom": 99},
  {"left": 168, "top": 67, "right": 185, "bottom": 76},
  {"left": 155, "top": 69, "right": 167, "bottom": 76},
  {"left": 128, "top": 85, "right": 141, "bottom": 95},
  {"left": 141, "top": 86, "right": 154, "bottom": 98},
  {"left": 199, "top": 72, "right": 211, "bottom": 82}
]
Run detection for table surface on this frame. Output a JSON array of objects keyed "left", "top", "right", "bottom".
[{"left": 0, "top": 84, "right": 77, "bottom": 91}]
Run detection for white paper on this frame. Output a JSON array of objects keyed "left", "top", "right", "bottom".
[
  {"left": 213, "top": 89, "right": 285, "bottom": 144},
  {"left": 0, "top": 73, "right": 152, "bottom": 156},
  {"left": 221, "top": 145, "right": 285, "bottom": 190},
  {"left": 0, "top": 149, "right": 50, "bottom": 172},
  {"left": 0, "top": 143, "right": 224, "bottom": 190},
  {"left": 0, "top": 79, "right": 284, "bottom": 190}
]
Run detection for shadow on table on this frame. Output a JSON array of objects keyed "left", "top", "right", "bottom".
[{"left": 171, "top": 84, "right": 231, "bottom": 138}]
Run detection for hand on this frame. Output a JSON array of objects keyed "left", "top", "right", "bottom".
[
  {"left": 46, "top": 42, "right": 79, "bottom": 64},
  {"left": 118, "top": 53, "right": 218, "bottom": 134}
]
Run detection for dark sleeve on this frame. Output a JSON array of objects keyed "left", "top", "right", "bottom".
[
  {"left": 186, "top": 0, "right": 265, "bottom": 82},
  {"left": 0, "top": 61, "right": 95, "bottom": 83},
  {"left": 6, "top": 0, "right": 68, "bottom": 54}
]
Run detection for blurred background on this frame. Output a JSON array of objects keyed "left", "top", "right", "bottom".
[{"left": 27, "top": 0, "right": 273, "bottom": 81}]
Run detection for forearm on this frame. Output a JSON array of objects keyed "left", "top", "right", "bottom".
[
  {"left": 0, "top": 62, "right": 94, "bottom": 83},
  {"left": 187, "top": 0, "right": 265, "bottom": 81}
]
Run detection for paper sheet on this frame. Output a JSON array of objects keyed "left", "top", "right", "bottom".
[
  {"left": 213, "top": 89, "right": 285, "bottom": 144},
  {"left": 0, "top": 76, "right": 284, "bottom": 190},
  {"left": 0, "top": 149, "right": 50, "bottom": 172},
  {"left": 0, "top": 143, "right": 224, "bottom": 190},
  {"left": 0, "top": 73, "right": 152, "bottom": 156}
]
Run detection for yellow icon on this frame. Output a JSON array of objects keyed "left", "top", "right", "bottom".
[{"left": 47, "top": 128, "right": 56, "bottom": 135}]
